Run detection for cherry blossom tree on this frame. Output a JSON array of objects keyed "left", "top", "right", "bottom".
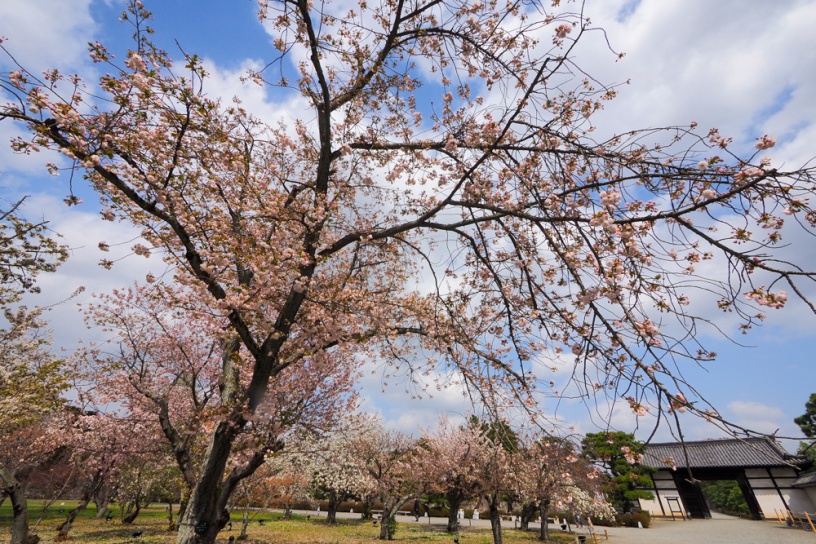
[
  {"left": 473, "top": 429, "right": 515, "bottom": 544},
  {"left": 514, "top": 434, "right": 610, "bottom": 541},
  {"left": 73, "top": 281, "right": 358, "bottom": 539},
  {"left": 4, "top": 0, "right": 816, "bottom": 541},
  {"left": 266, "top": 465, "right": 310, "bottom": 521},
  {"left": 229, "top": 459, "right": 298, "bottom": 538},
  {"left": 352, "top": 422, "right": 422, "bottom": 540},
  {"left": 419, "top": 417, "right": 485, "bottom": 533},
  {"left": 50, "top": 409, "right": 141, "bottom": 541},
  {"left": 114, "top": 454, "right": 179, "bottom": 524},
  {"left": 0, "top": 416, "right": 70, "bottom": 544},
  {"left": 0, "top": 197, "right": 68, "bottom": 304},
  {"left": 296, "top": 421, "right": 377, "bottom": 524},
  {"left": 0, "top": 198, "right": 69, "bottom": 544}
]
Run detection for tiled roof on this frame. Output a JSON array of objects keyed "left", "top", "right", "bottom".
[
  {"left": 792, "top": 472, "right": 816, "bottom": 488},
  {"left": 642, "top": 437, "right": 808, "bottom": 470}
]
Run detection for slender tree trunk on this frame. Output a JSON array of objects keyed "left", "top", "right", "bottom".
[
  {"left": 177, "top": 489, "right": 189, "bottom": 526},
  {"left": 122, "top": 498, "right": 142, "bottom": 524},
  {"left": 488, "top": 502, "right": 503, "bottom": 544},
  {"left": 361, "top": 495, "right": 375, "bottom": 520},
  {"left": 167, "top": 501, "right": 175, "bottom": 531},
  {"left": 239, "top": 510, "right": 250, "bottom": 541},
  {"left": 55, "top": 494, "right": 91, "bottom": 541},
  {"left": 538, "top": 500, "right": 550, "bottom": 541}
]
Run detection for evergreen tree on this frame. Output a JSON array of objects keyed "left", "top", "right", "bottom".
[{"left": 581, "top": 432, "right": 653, "bottom": 512}]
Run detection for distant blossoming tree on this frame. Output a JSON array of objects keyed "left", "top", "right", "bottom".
[
  {"left": 294, "top": 420, "right": 376, "bottom": 524},
  {"left": 515, "top": 434, "right": 611, "bottom": 541},
  {"left": 419, "top": 418, "right": 485, "bottom": 533},
  {"left": 72, "top": 281, "right": 357, "bottom": 536},
  {"left": 352, "top": 422, "right": 421, "bottom": 540}
]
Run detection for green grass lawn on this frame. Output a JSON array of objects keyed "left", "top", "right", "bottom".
[{"left": 0, "top": 501, "right": 575, "bottom": 543}]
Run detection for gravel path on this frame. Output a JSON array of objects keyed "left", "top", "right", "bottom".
[
  {"left": 576, "top": 513, "right": 815, "bottom": 544},
  {"left": 300, "top": 510, "right": 816, "bottom": 543}
]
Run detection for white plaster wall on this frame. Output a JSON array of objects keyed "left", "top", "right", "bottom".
[
  {"left": 805, "top": 488, "right": 816, "bottom": 512},
  {"left": 754, "top": 489, "right": 790, "bottom": 518},
  {"left": 786, "top": 488, "right": 815, "bottom": 513},
  {"left": 638, "top": 476, "right": 684, "bottom": 517}
]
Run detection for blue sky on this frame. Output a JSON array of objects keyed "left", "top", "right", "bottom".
[{"left": 2, "top": 0, "right": 816, "bottom": 450}]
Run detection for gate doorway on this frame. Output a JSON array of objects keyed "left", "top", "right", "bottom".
[{"left": 670, "top": 468, "right": 762, "bottom": 519}]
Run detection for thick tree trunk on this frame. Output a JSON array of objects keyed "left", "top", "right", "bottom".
[
  {"left": 538, "top": 501, "right": 550, "bottom": 541},
  {"left": 488, "top": 502, "right": 503, "bottom": 544},
  {"left": 122, "top": 499, "right": 142, "bottom": 524},
  {"left": 94, "top": 500, "right": 110, "bottom": 519},
  {"left": 378, "top": 502, "right": 395, "bottom": 540},
  {"left": 326, "top": 493, "right": 340, "bottom": 524},
  {"left": 93, "top": 483, "right": 113, "bottom": 518},
  {"left": 6, "top": 479, "right": 38, "bottom": 544},
  {"left": 520, "top": 501, "right": 536, "bottom": 531},
  {"left": 378, "top": 499, "right": 406, "bottom": 540},
  {"left": 175, "top": 422, "right": 239, "bottom": 544},
  {"left": 445, "top": 491, "right": 464, "bottom": 533},
  {"left": 378, "top": 511, "right": 392, "bottom": 540},
  {"left": 1, "top": 455, "right": 66, "bottom": 544}
]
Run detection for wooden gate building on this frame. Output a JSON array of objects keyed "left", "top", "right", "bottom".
[{"left": 637, "top": 437, "right": 813, "bottom": 519}]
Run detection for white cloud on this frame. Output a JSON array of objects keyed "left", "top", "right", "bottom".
[
  {"left": 16, "top": 194, "right": 165, "bottom": 352},
  {"left": 582, "top": 0, "right": 816, "bottom": 153},
  {"left": 0, "top": 0, "right": 97, "bottom": 69},
  {"left": 356, "top": 357, "right": 473, "bottom": 435},
  {"left": 199, "top": 57, "right": 311, "bottom": 129},
  {"left": 729, "top": 400, "right": 784, "bottom": 418}
]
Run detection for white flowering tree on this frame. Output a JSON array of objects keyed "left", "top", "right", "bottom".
[{"left": 296, "top": 421, "right": 377, "bottom": 524}]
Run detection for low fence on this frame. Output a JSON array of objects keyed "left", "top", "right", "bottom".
[{"left": 773, "top": 509, "right": 816, "bottom": 533}]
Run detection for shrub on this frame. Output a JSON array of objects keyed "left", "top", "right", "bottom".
[
  {"left": 588, "top": 514, "right": 615, "bottom": 527},
  {"left": 616, "top": 511, "right": 651, "bottom": 528},
  {"left": 386, "top": 515, "right": 398, "bottom": 539},
  {"left": 426, "top": 506, "right": 450, "bottom": 518}
]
